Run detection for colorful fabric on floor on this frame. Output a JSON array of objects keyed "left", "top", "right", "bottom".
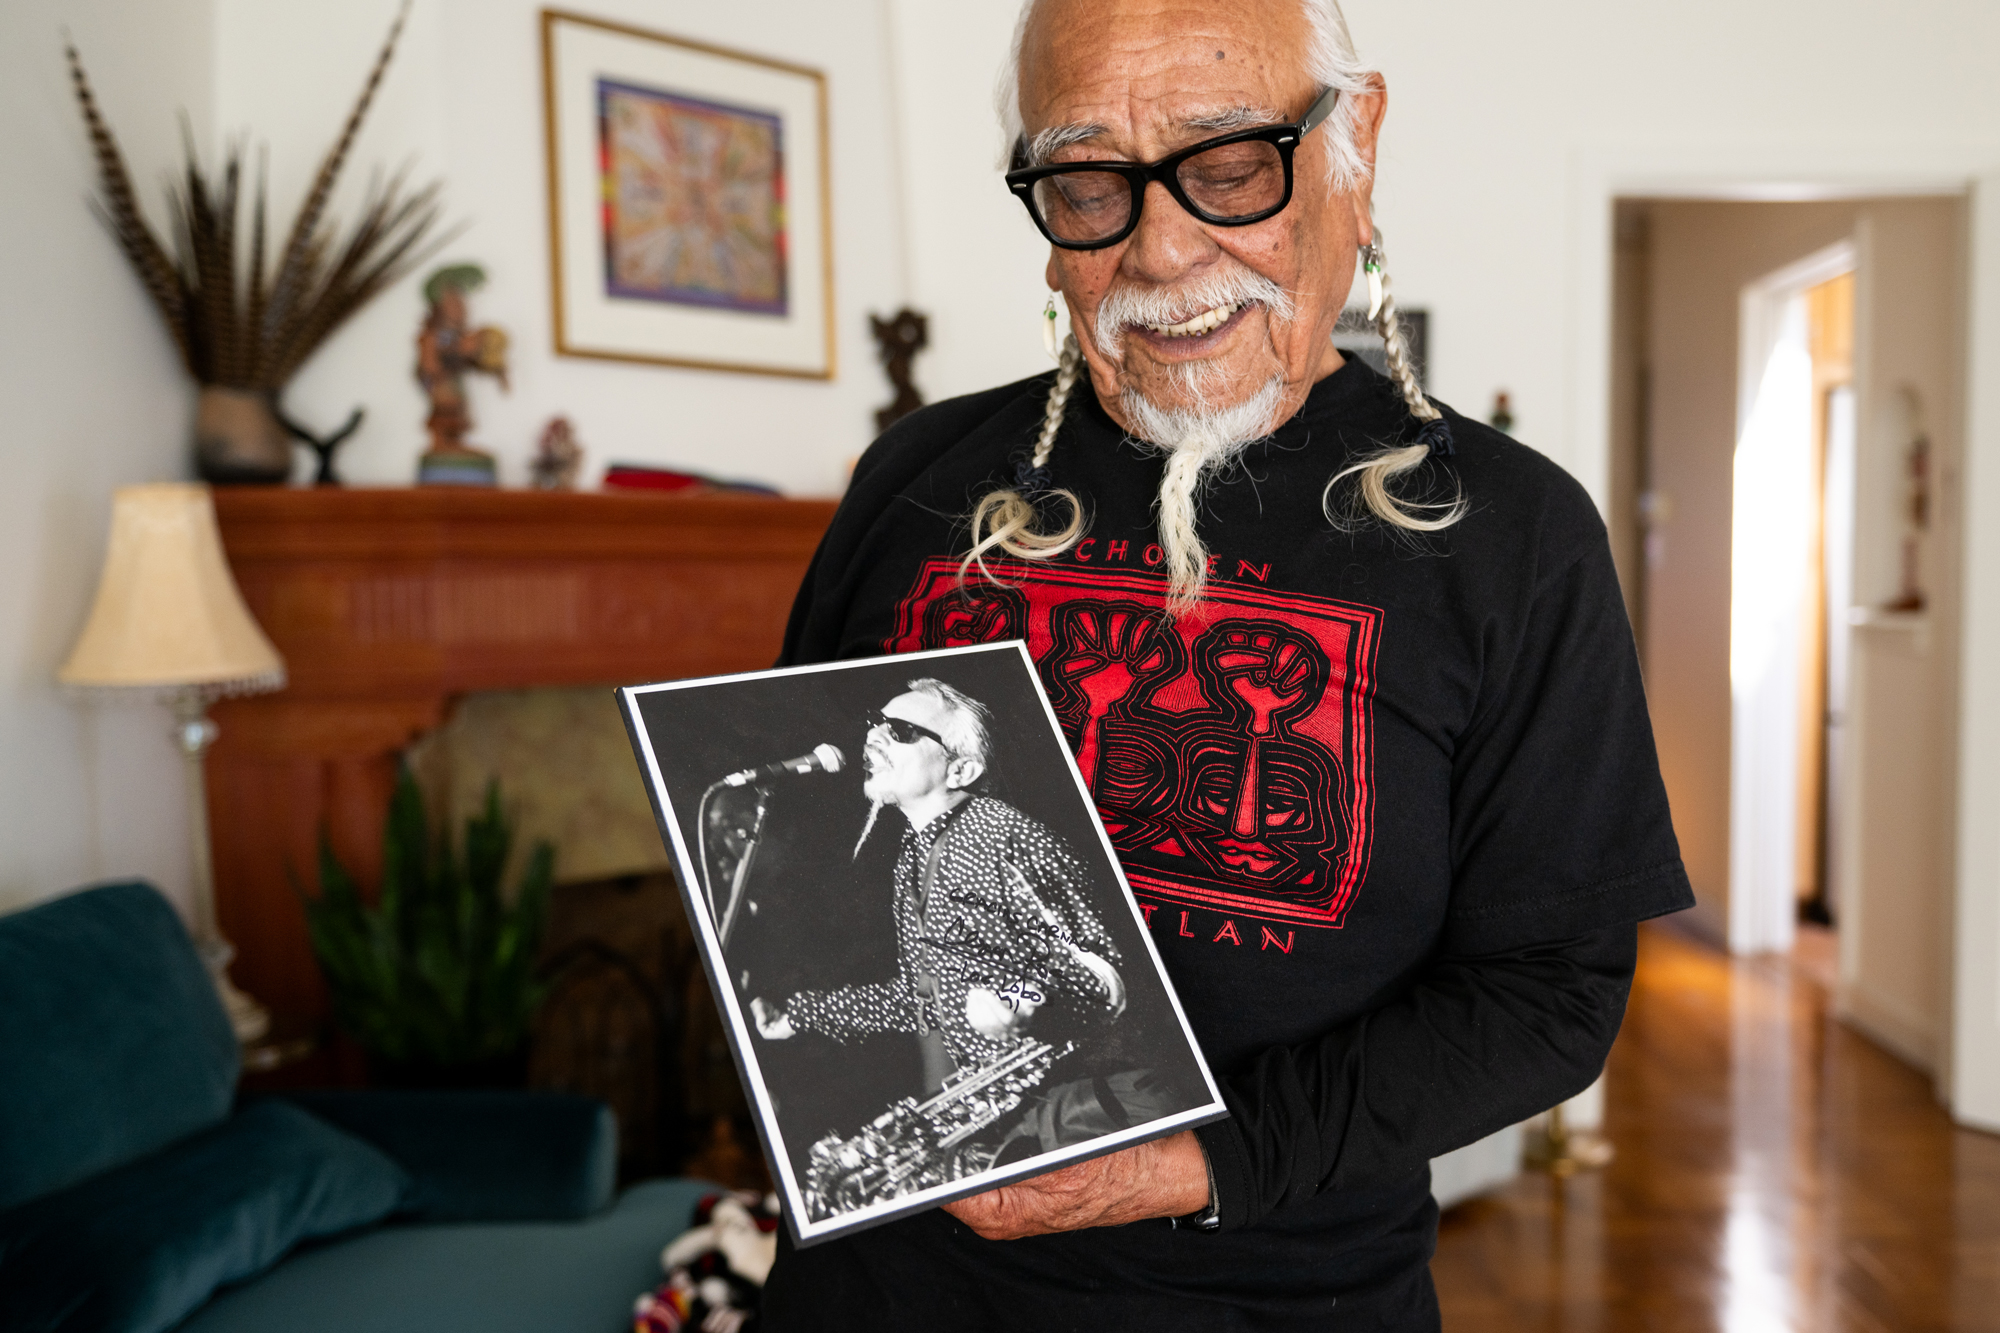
[{"left": 634, "top": 1191, "right": 779, "bottom": 1333}]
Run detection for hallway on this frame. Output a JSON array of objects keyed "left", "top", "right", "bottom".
[{"left": 1433, "top": 925, "right": 2000, "bottom": 1331}]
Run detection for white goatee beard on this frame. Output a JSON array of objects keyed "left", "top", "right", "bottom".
[
  {"left": 852, "top": 798, "right": 884, "bottom": 861},
  {"left": 1122, "top": 373, "right": 1286, "bottom": 612},
  {"left": 1094, "top": 263, "right": 1295, "bottom": 611}
]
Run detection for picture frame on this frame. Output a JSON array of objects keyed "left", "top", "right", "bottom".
[
  {"left": 541, "top": 9, "right": 835, "bottom": 379},
  {"left": 618, "top": 643, "right": 1226, "bottom": 1246}
]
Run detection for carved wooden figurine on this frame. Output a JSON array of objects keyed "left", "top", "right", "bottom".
[{"left": 869, "top": 307, "right": 929, "bottom": 433}]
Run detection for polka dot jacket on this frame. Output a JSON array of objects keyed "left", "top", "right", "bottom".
[{"left": 784, "top": 796, "right": 1123, "bottom": 1071}]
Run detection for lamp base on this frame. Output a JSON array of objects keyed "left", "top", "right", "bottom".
[
  {"left": 1524, "top": 1104, "right": 1615, "bottom": 1177},
  {"left": 197, "top": 937, "right": 272, "bottom": 1044}
]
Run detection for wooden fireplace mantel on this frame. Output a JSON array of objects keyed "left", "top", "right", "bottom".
[{"left": 210, "top": 487, "right": 837, "bottom": 1023}]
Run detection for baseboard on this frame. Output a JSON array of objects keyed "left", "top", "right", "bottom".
[{"left": 1837, "top": 983, "right": 1938, "bottom": 1074}]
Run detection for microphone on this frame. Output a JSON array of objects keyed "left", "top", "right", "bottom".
[{"left": 722, "top": 743, "right": 847, "bottom": 787}]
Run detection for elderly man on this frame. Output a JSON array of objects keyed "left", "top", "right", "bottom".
[
  {"left": 751, "top": 678, "right": 1129, "bottom": 1101},
  {"left": 766, "top": 0, "right": 1690, "bottom": 1327}
]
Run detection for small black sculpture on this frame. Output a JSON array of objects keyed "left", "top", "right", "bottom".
[
  {"left": 869, "top": 308, "right": 929, "bottom": 432},
  {"left": 277, "top": 403, "right": 366, "bottom": 487}
]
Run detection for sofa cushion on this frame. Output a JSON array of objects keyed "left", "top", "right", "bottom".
[
  {"left": 275, "top": 1090, "right": 618, "bottom": 1222},
  {"left": 0, "top": 882, "right": 237, "bottom": 1210},
  {"left": 0, "top": 1100, "right": 410, "bottom": 1333},
  {"left": 178, "top": 1178, "right": 717, "bottom": 1333}
]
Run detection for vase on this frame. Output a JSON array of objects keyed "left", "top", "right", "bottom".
[{"left": 194, "top": 386, "right": 293, "bottom": 484}]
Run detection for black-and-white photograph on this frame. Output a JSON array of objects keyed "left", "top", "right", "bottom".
[{"left": 619, "top": 643, "right": 1224, "bottom": 1246}]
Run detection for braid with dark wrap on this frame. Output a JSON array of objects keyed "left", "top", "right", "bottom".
[
  {"left": 1322, "top": 229, "right": 1467, "bottom": 533},
  {"left": 959, "top": 333, "right": 1089, "bottom": 587}
]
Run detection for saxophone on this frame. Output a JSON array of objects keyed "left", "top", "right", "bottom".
[{"left": 803, "top": 1039, "right": 1072, "bottom": 1219}]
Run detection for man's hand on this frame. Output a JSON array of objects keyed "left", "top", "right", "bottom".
[
  {"left": 750, "top": 997, "right": 795, "bottom": 1040},
  {"left": 965, "top": 983, "right": 1042, "bottom": 1038},
  {"left": 942, "top": 1129, "right": 1210, "bottom": 1239}
]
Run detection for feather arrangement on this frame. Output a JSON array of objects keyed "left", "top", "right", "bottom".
[{"left": 66, "top": 4, "right": 449, "bottom": 392}]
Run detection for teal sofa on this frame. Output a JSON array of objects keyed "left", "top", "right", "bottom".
[{"left": 0, "top": 881, "right": 708, "bottom": 1333}]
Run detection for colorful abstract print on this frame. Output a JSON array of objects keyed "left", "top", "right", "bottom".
[{"left": 598, "top": 80, "right": 787, "bottom": 315}]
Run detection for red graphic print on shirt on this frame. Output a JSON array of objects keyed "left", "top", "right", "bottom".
[{"left": 887, "top": 558, "right": 1382, "bottom": 929}]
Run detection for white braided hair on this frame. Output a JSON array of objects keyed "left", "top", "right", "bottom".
[
  {"left": 1321, "top": 228, "right": 1468, "bottom": 535},
  {"left": 958, "top": 332, "right": 1088, "bottom": 589},
  {"left": 966, "top": 0, "right": 1466, "bottom": 604}
]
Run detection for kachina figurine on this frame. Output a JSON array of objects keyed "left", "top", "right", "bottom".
[{"left": 416, "top": 264, "right": 509, "bottom": 486}]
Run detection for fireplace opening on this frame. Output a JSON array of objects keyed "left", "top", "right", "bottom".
[{"left": 407, "top": 686, "right": 765, "bottom": 1188}]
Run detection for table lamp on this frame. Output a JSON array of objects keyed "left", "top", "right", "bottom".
[{"left": 59, "top": 483, "right": 286, "bottom": 1043}]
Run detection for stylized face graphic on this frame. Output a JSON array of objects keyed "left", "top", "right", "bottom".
[
  {"left": 1178, "top": 622, "right": 1340, "bottom": 888},
  {"left": 1184, "top": 737, "right": 1334, "bottom": 879},
  {"left": 860, "top": 691, "right": 958, "bottom": 809}
]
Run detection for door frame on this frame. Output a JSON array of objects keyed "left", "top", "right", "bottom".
[{"left": 1563, "top": 146, "right": 2000, "bottom": 1129}]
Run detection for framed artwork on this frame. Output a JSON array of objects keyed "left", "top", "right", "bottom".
[
  {"left": 541, "top": 10, "right": 834, "bottom": 378},
  {"left": 619, "top": 643, "right": 1225, "bottom": 1246}
]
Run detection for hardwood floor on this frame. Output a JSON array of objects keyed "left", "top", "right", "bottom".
[{"left": 1432, "top": 924, "right": 2000, "bottom": 1331}]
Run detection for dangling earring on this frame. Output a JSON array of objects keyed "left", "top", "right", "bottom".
[
  {"left": 1360, "top": 241, "right": 1385, "bottom": 321},
  {"left": 1042, "top": 291, "right": 1064, "bottom": 360}
]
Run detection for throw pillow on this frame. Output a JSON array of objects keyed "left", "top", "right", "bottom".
[{"left": 0, "top": 1099, "right": 411, "bottom": 1333}]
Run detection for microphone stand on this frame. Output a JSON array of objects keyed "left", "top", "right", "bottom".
[{"left": 697, "top": 778, "right": 772, "bottom": 953}]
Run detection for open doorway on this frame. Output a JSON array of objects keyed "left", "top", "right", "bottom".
[{"left": 1609, "top": 193, "right": 1965, "bottom": 1080}]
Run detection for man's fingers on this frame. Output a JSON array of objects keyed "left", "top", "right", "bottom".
[
  {"left": 942, "top": 1191, "right": 1019, "bottom": 1238},
  {"left": 944, "top": 1186, "right": 1061, "bottom": 1240},
  {"left": 942, "top": 1157, "right": 1117, "bottom": 1239},
  {"left": 941, "top": 1136, "right": 1206, "bottom": 1239}
]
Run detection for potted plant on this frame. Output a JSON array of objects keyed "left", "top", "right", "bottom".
[
  {"left": 67, "top": 10, "right": 448, "bottom": 483},
  {"left": 304, "top": 768, "right": 555, "bottom": 1087}
]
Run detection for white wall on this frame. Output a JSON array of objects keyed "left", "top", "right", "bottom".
[
  {"left": 1835, "top": 201, "right": 1967, "bottom": 1076},
  {"left": 10, "top": 0, "right": 2000, "bottom": 1063},
  {"left": 881, "top": 0, "right": 1050, "bottom": 402},
  {"left": 895, "top": 0, "right": 2000, "bottom": 498},
  {"left": 0, "top": 0, "right": 216, "bottom": 915},
  {"left": 217, "top": 0, "right": 915, "bottom": 496}
]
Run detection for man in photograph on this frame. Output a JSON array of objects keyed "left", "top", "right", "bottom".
[{"left": 750, "top": 678, "right": 1136, "bottom": 1124}]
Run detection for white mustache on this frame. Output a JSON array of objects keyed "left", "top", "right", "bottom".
[{"left": 1093, "top": 265, "right": 1296, "bottom": 358}]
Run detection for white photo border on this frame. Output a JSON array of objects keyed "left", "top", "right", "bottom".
[{"left": 618, "top": 641, "right": 1227, "bottom": 1247}]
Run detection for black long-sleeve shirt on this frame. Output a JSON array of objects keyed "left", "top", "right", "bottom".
[
  {"left": 1202, "top": 923, "right": 1636, "bottom": 1230},
  {"left": 762, "top": 359, "right": 1691, "bottom": 1329}
]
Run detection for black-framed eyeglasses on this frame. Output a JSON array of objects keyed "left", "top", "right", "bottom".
[
  {"left": 1005, "top": 86, "right": 1340, "bottom": 251},
  {"left": 865, "top": 708, "right": 949, "bottom": 752}
]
